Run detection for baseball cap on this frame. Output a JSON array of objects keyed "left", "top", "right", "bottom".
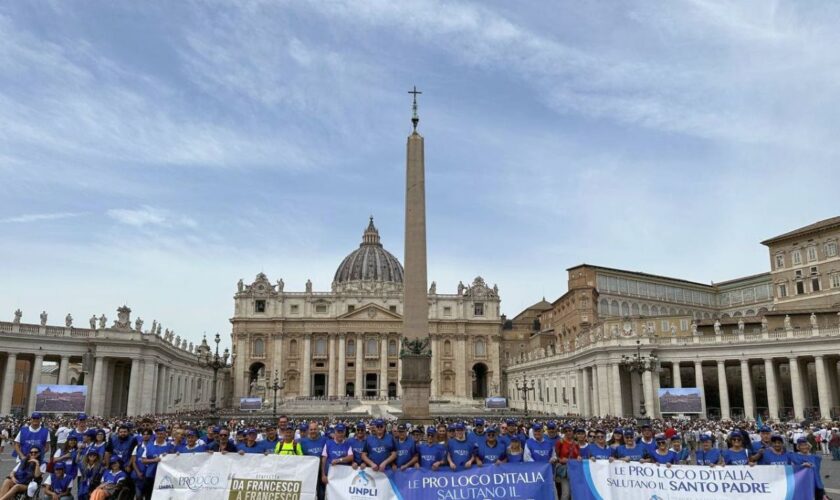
[
  {"left": 372, "top": 419, "right": 385, "bottom": 427},
  {"left": 561, "top": 424, "right": 572, "bottom": 431},
  {"left": 186, "top": 430, "right": 197, "bottom": 437},
  {"left": 397, "top": 424, "right": 407, "bottom": 431},
  {"left": 109, "top": 456, "right": 122, "bottom": 465},
  {"left": 84, "top": 429, "right": 97, "bottom": 438},
  {"left": 31, "top": 412, "right": 42, "bottom": 419},
  {"left": 454, "top": 423, "right": 465, "bottom": 431},
  {"left": 770, "top": 435, "right": 784, "bottom": 442},
  {"left": 411, "top": 427, "right": 422, "bottom": 434},
  {"left": 154, "top": 426, "right": 167, "bottom": 433},
  {"left": 53, "top": 463, "right": 65, "bottom": 471},
  {"left": 759, "top": 426, "right": 771, "bottom": 433},
  {"left": 474, "top": 418, "right": 485, "bottom": 426},
  {"left": 212, "top": 426, "right": 221, "bottom": 433},
  {"left": 355, "top": 421, "right": 367, "bottom": 430},
  {"left": 77, "top": 413, "right": 88, "bottom": 421},
  {"left": 505, "top": 418, "right": 517, "bottom": 426},
  {"left": 299, "top": 423, "right": 308, "bottom": 432},
  {"left": 796, "top": 437, "right": 809, "bottom": 444},
  {"left": 623, "top": 429, "right": 635, "bottom": 437},
  {"left": 426, "top": 427, "right": 437, "bottom": 436},
  {"left": 655, "top": 434, "right": 667, "bottom": 442},
  {"left": 531, "top": 423, "right": 543, "bottom": 431},
  {"left": 335, "top": 423, "right": 347, "bottom": 432},
  {"left": 574, "top": 427, "right": 585, "bottom": 434},
  {"left": 699, "top": 434, "right": 711, "bottom": 442},
  {"left": 546, "top": 421, "right": 557, "bottom": 430},
  {"left": 729, "top": 432, "right": 743, "bottom": 439},
  {"left": 86, "top": 449, "right": 99, "bottom": 457},
  {"left": 486, "top": 426, "right": 498, "bottom": 434}
]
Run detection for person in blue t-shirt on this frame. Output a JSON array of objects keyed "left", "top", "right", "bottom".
[
  {"left": 321, "top": 424, "right": 353, "bottom": 484},
  {"left": 544, "top": 422, "right": 560, "bottom": 450},
  {"left": 393, "top": 424, "right": 417, "bottom": 471},
  {"left": 417, "top": 428, "right": 447, "bottom": 470},
  {"left": 499, "top": 419, "right": 517, "bottom": 450},
  {"left": 90, "top": 457, "right": 127, "bottom": 500},
  {"left": 524, "top": 424, "right": 556, "bottom": 463},
  {"left": 669, "top": 435, "right": 690, "bottom": 464},
  {"left": 108, "top": 425, "right": 136, "bottom": 469},
  {"left": 579, "top": 430, "right": 612, "bottom": 461},
  {"left": 789, "top": 437, "right": 825, "bottom": 500},
  {"left": 130, "top": 429, "right": 153, "bottom": 500},
  {"left": 757, "top": 435, "right": 790, "bottom": 465},
  {"left": 176, "top": 430, "right": 208, "bottom": 454},
  {"left": 614, "top": 430, "right": 645, "bottom": 462},
  {"left": 259, "top": 425, "right": 281, "bottom": 454},
  {"left": 722, "top": 432, "right": 752, "bottom": 465},
  {"left": 43, "top": 462, "right": 73, "bottom": 500},
  {"left": 14, "top": 413, "right": 50, "bottom": 462},
  {"left": 645, "top": 436, "right": 678, "bottom": 466},
  {"left": 236, "top": 429, "right": 264, "bottom": 454},
  {"left": 636, "top": 424, "right": 657, "bottom": 458},
  {"left": 476, "top": 427, "right": 507, "bottom": 465},
  {"left": 299, "top": 422, "right": 328, "bottom": 458},
  {"left": 136, "top": 426, "right": 173, "bottom": 499},
  {"left": 68, "top": 414, "right": 90, "bottom": 445},
  {"left": 348, "top": 422, "right": 368, "bottom": 466},
  {"left": 362, "top": 419, "right": 396, "bottom": 472},
  {"left": 447, "top": 423, "right": 476, "bottom": 470},
  {"left": 468, "top": 419, "right": 487, "bottom": 450},
  {"left": 750, "top": 426, "right": 773, "bottom": 456},
  {"left": 694, "top": 435, "right": 721, "bottom": 466}
]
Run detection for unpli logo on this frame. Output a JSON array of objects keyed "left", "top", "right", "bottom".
[
  {"left": 157, "top": 476, "right": 174, "bottom": 490},
  {"left": 348, "top": 470, "right": 378, "bottom": 497}
]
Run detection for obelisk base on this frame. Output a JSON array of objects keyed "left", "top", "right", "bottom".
[{"left": 400, "top": 354, "right": 432, "bottom": 423}]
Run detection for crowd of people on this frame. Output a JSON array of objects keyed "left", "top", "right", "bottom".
[{"left": 0, "top": 412, "right": 837, "bottom": 500}]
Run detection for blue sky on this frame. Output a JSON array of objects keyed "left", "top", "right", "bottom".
[{"left": 2, "top": 1, "right": 839, "bottom": 348}]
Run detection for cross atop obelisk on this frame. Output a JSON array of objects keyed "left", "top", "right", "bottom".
[
  {"left": 408, "top": 86, "right": 422, "bottom": 131},
  {"left": 400, "top": 86, "right": 431, "bottom": 421}
]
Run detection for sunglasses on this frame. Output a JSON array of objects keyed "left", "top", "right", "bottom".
[{"left": 29, "top": 451, "right": 40, "bottom": 455}]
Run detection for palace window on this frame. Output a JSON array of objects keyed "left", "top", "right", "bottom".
[
  {"left": 347, "top": 339, "right": 355, "bottom": 356},
  {"left": 366, "top": 338, "right": 378, "bottom": 356},
  {"left": 290, "top": 339, "right": 298, "bottom": 355},
  {"left": 807, "top": 246, "right": 818, "bottom": 262},
  {"left": 443, "top": 306, "right": 452, "bottom": 316},
  {"left": 826, "top": 241, "right": 838, "bottom": 257},
  {"left": 792, "top": 250, "right": 802, "bottom": 265},
  {"left": 474, "top": 302, "right": 485, "bottom": 316},
  {"left": 775, "top": 254, "right": 784, "bottom": 269},
  {"left": 796, "top": 281, "right": 805, "bottom": 295},
  {"left": 660, "top": 320, "right": 670, "bottom": 332},
  {"left": 290, "top": 304, "right": 299, "bottom": 314},
  {"left": 388, "top": 339, "right": 397, "bottom": 356},
  {"left": 474, "top": 338, "right": 486, "bottom": 357},
  {"left": 255, "top": 300, "right": 266, "bottom": 313},
  {"left": 444, "top": 340, "right": 452, "bottom": 356},
  {"left": 315, "top": 304, "right": 327, "bottom": 313},
  {"left": 253, "top": 338, "right": 265, "bottom": 356},
  {"left": 680, "top": 319, "right": 689, "bottom": 331},
  {"left": 812, "top": 277, "right": 821, "bottom": 292},
  {"left": 830, "top": 273, "right": 840, "bottom": 288},
  {"left": 314, "top": 338, "right": 327, "bottom": 356},
  {"left": 777, "top": 284, "right": 787, "bottom": 298},
  {"left": 347, "top": 305, "right": 355, "bottom": 313}
]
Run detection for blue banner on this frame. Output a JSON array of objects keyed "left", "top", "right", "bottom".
[
  {"left": 568, "top": 460, "right": 815, "bottom": 500},
  {"left": 385, "top": 462, "right": 556, "bottom": 500}
]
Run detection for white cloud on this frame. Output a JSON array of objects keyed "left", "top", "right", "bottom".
[
  {"left": 107, "top": 206, "right": 198, "bottom": 229},
  {"left": 0, "top": 212, "right": 85, "bottom": 223}
]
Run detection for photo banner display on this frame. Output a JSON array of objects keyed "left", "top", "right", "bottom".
[
  {"left": 239, "top": 397, "right": 262, "bottom": 411},
  {"left": 568, "top": 460, "right": 815, "bottom": 500},
  {"left": 35, "top": 384, "right": 88, "bottom": 413},
  {"left": 657, "top": 387, "right": 703, "bottom": 414},
  {"left": 327, "top": 462, "right": 555, "bottom": 500},
  {"left": 152, "top": 453, "right": 319, "bottom": 500}
]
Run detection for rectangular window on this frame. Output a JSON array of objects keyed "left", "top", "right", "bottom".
[
  {"left": 793, "top": 250, "right": 802, "bottom": 265},
  {"left": 807, "top": 246, "right": 817, "bottom": 261},
  {"left": 443, "top": 306, "right": 452, "bottom": 316},
  {"left": 796, "top": 281, "right": 805, "bottom": 295},
  {"left": 830, "top": 273, "right": 840, "bottom": 288},
  {"left": 572, "top": 387, "right": 577, "bottom": 405},
  {"left": 347, "top": 305, "right": 355, "bottom": 313},
  {"left": 661, "top": 320, "right": 669, "bottom": 332},
  {"left": 315, "top": 304, "right": 327, "bottom": 313},
  {"left": 290, "top": 304, "right": 299, "bottom": 314},
  {"left": 680, "top": 319, "right": 689, "bottom": 331},
  {"left": 795, "top": 270, "right": 803, "bottom": 278},
  {"left": 778, "top": 284, "right": 787, "bottom": 298},
  {"left": 474, "top": 303, "right": 485, "bottom": 316},
  {"left": 810, "top": 266, "right": 818, "bottom": 275},
  {"left": 255, "top": 300, "right": 266, "bottom": 313},
  {"left": 775, "top": 254, "right": 784, "bottom": 269},
  {"left": 826, "top": 242, "right": 838, "bottom": 257},
  {"left": 812, "top": 278, "right": 820, "bottom": 292},
  {"left": 389, "top": 305, "right": 397, "bottom": 313}
]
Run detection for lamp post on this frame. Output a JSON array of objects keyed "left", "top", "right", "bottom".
[
  {"left": 198, "top": 333, "right": 230, "bottom": 419},
  {"left": 269, "top": 370, "right": 285, "bottom": 419},
  {"left": 620, "top": 339, "right": 659, "bottom": 420},
  {"left": 514, "top": 378, "right": 535, "bottom": 416}
]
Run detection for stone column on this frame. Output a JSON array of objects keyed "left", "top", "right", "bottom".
[
  {"left": 815, "top": 356, "right": 831, "bottom": 420},
  {"left": 672, "top": 363, "right": 682, "bottom": 388},
  {"left": 578, "top": 369, "right": 588, "bottom": 416},
  {"left": 355, "top": 334, "right": 364, "bottom": 398},
  {"left": 301, "top": 334, "right": 311, "bottom": 397},
  {"left": 642, "top": 370, "right": 654, "bottom": 418},
  {"left": 156, "top": 364, "right": 166, "bottom": 413},
  {"left": 58, "top": 356, "right": 70, "bottom": 385},
  {"left": 126, "top": 359, "right": 141, "bottom": 416},
  {"left": 694, "top": 360, "right": 706, "bottom": 418},
  {"left": 328, "top": 335, "right": 336, "bottom": 397},
  {"left": 740, "top": 359, "right": 755, "bottom": 420},
  {"left": 764, "top": 358, "right": 779, "bottom": 420},
  {"left": 1, "top": 353, "right": 17, "bottom": 415},
  {"left": 27, "top": 354, "right": 44, "bottom": 414},
  {"left": 651, "top": 369, "right": 661, "bottom": 418},
  {"left": 598, "top": 364, "right": 611, "bottom": 416},
  {"left": 337, "top": 334, "right": 346, "bottom": 397},
  {"left": 612, "top": 364, "right": 623, "bottom": 417},
  {"left": 717, "top": 360, "right": 730, "bottom": 420},
  {"left": 455, "top": 336, "right": 467, "bottom": 399},
  {"left": 380, "top": 336, "right": 389, "bottom": 399},
  {"left": 91, "top": 357, "right": 105, "bottom": 416},
  {"left": 789, "top": 357, "right": 804, "bottom": 420},
  {"left": 141, "top": 360, "right": 156, "bottom": 414},
  {"left": 430, "top": 336, "right": 438, "bottom": 398},
  {"left": 273, "top": 333, "right": 284, "bottom": 382}
]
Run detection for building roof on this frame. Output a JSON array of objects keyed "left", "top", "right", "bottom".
[
  {"left": 566, "top": 263, "right": 712, "bottom": 288},
  {"left": 712, "top": 272, "right": 771, "bottom": 287},
  {"left": 761, "top": 216, "right": 840, "bottom": 246}
]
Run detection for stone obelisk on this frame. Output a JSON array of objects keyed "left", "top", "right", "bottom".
[{"left": 400, "top": 86, "right": 432, "bottom": 421}]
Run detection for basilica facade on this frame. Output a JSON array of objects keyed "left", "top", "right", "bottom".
[{"left": 230, "top": 218, "right": 502, "bottom": 403}]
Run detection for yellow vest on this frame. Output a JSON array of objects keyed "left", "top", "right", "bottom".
[{"left": 275, "top": 440, "right": 302, "bottom": 455}]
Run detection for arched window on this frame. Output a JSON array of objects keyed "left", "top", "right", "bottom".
[
  {"left": 474, "top": 338, "right": 486, "bottom": 357},
  {"left": 315, "top": 338, "right": 327, "bottom": 356},
  {"left": 346, "top": 339, "right": 355, "bottom": 356},
  {"left": 253, "top": 338, "right": 265, "bottom": 356},
  {"left": 388, "top": 339, "right": 397, "bottom": 356},
  {"left": 366, "top": 338, "right": 378, "bottom": 356},
  {"left": 290, "top": 339, "right": 298, "bottom": 356},
  {"left": 444, "top": 340, "right": 452, "bottom": 356}
]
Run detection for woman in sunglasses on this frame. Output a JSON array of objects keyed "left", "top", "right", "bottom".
[
  {"left": 579, "top": 431, "right": 612, "bottom": 461},
  {"left": 722, "top": 432, "right": 753, "bottom": 466},
  {"left": 0, "top": 446, "right": 45, "bottom": 500}
]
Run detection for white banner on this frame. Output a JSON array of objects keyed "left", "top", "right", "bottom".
[
  {"left": 326, "top": 466, "right": 397, "bottom": 500},
  {"left": 152, "top": 453, "right": 319, "bottom": 500},
  {"left": 575, "top": 461, "right": 793, "bottom": 500}
]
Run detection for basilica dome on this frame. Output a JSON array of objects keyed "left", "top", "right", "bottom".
[{"left": 333, "top": 218, "right": 404, "bottom": 287}]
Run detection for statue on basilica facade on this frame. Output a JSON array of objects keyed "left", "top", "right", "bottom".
[
  {"left": 89, "top": 315, "right": 97, "bottom": 329},
  {"left": 135, "top": 317, "right": 143, "bottom": 332},
  {"left": 237, "top": 279, "right": 244, "bottom": 292},
  {"left": 690, "top": 320, "right": 698, "bottom": 336},
  {"left": 156, "top": 323, "right": 162, "bottom": 336},
  {"left": 713, "top": 319, "right": 721, "bottom": 336},
  {"left": 175, "top": 335, "right": 181, "bottom": 346},
  {"left": 457, "top": 281, "right": 465, "bottom": 295},
  {"left": 98, "top": 314, "right": 107, "bottom": 329},
  {"left": 65, "top": 314, "right": 73, "bottom": 327},
  {"left": 784, "top": 315, "right": 792, "bottom": 331},
  {"left": 150, "top": 320, "right": 157, "bottom": 335},
  {"left": 737, "top": 318, "right": 744, "bottom": 333},
  {"left": 13, "top": 309, "right": 22, "bottom": 324},
  {"left": 761, "top": 315, "right": 768, "bottom": 332},
  {"left": 810, "top": 312, "right": 818, "bottom": 329},
  {"left": 277, "top": 279, "right": 284, "bottom": 292},
  {"left": 429, "top": 281, "right": 436, "bottom": 294},
  {"left": 40, "top": 311, "right": 47, "bottom": 326},
  {"left": 305, "top": 279, "right": 313, "bottom": 293}
]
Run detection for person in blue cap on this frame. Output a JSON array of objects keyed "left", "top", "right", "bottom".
[
  {"left": 544, "top": 421, "right": 560, "bottom": 449},
  {"left": 636, "top": 424, "right": 656, "bottom": 458},
  {"left": 347, "top": 422, "right": 367, "bottom": 466},
  {"left": 757, "top": 435, "right": 790, "bottom": 465},
  {"left": 90, "top": 430, "right": 109, "bottom": 462},
  {"left": 789, "top": 437, "right": 825, "bottom": 499},
  {"left": 669, "top": 434, "right": 689, "bottom": 464},
  {"left": 644, "top": 435, "right": 678, "bottom": 466},
  {"left": 236, "top": 429, "right": 263, "bottom": 454},
  {"left": 68, "top": 413, "right": 90, "bottom": 444},
  {"left": 499, "top": 419, "right": 517, "bottom": 449},
  {"left": 447, "top": 423, "right": 476, "bottom": 470},
  {"left": 476, "top": 426, "right": 506, "bottom": 466},
  {"left": 129, "top": 429, "right": 153, "bottom": 500},
  {"left": 259, "top": 425, "right": 280, "bottom": 453},
  {"left": 506, "top": 435, "right": 526, "bottom": 463},
  {"left": 417, "top": 427, "right": 447, "bottom": 470},
  {"left": 750, "top": 425, "right": 773, "bottom": 457},
  {"left": 89, "top": 457, "right": 127, "bottom": 500},
  {"left": 42, "top": 461, "right": 73, "bottom": 500},
  {"left": 608, "top": 428, "right": 624, "bottom": 449},
  {"left": 77, "top": 449, "right": 103, "bottom": 500},
  {"left": 694, "top": 435, "right": 721, "bottom": 466},
  {"left": 468, "top": 419, "right": 486, "bottom": 449},
  {"left": 321, "top": 423, "right": 353, "bottom": 485},
  {"left": 176, "top": 430, "right": 208, "bottom": 454},
  {"left": 722, "top": 432, "right": 753, "bottom": 465},
  {"left": 613, "top": 429, "right": 645, "bottom": 462},
  {"left": 136, "top": 426, "right": 173, "bottom": 499},
  {"left": 52, "top": 435, "right": 79, "bottom": 483},
  {"left": 362, "top": 419, "right": 396, "bottom": 472},
  {"left": 579, "top": 429, "right": 612, "bottom": 461},
  {"left": 14, "top": 413, "right": 50, "bottom": 463},
  {"left": 393, "top": 424, "right": 418, "bottom": 471},
  {"left": 109, "top": 424, "right": 135, "bottom": 471},
  {"left": 524, "top": 423, "right": 556, "bottom": 463}
]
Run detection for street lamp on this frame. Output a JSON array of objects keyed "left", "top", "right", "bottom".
[
  {"left": 620, "top": 339, "right": 659, "bottom": 419},
  {"left": 198, "top": 333, "right": 230, "bottom": 419},
  {"left": 514, "top": 378, "right": 535, "bottom": 416},
  {"left": 269, "top": 370, "right": 285, "bottom": 419}
]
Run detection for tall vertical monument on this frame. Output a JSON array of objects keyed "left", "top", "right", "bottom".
[{"left": 400, "top": 86, "right": 432, "bottom": 420}]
